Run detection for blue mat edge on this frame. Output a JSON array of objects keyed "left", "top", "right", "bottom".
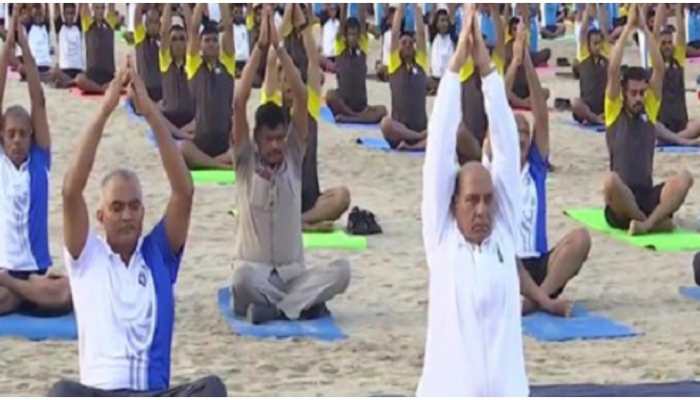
[
  {"left": 216, "top": 287, "right": 346, "bottom": 342},
  {"left": 0, "top": 312, "right": 77, "bottom": 341},
  {"left": 522, "top": 303, "right": 638, "bottom": 342}
]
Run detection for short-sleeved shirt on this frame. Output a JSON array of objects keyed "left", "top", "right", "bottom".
[
  {"left": 66, "top": 220, "right": 182, "bottom": 392},
  {"left": 26, "top": 23, "right": 52, "bottom": 68},
  {"left": 659, "top": 45, "right": 688, "bottom": 133},
  {"left": 232, "top": 119, "right": 306, "bottom": 279},
  {"left": 430, "top": 33, "right": 455, "bottom": 79},
  {"left": 186, "top": 51, "right": 235, "bottom": 157},
  {"left": 55, "top": 18, "right": 84, "bottom": 71},
  {"left": 334, "top": 34, "right": 369, "bottom": 113},
  {"left": 160, "top": 48, "right": 196, "bottom": 128},
  {"left": 0, "top": 144, "right": 51, "bottom": 271},
  {"left": 259, "top": 88, "right": 322, "bottom": 216},
  {"left": 605, "top": 90, "right": 660, "bottom": 190},
  {"left": 578, "top": 44, "right": 610, "bottom": 115},
  {"left": 134, "top": 24, "right": 162, "bottom": 96},
  {"left": 388, "top": 48, "right": 429, "bottom": 133},
  {"left": 322, "top": 18, "right": 340, "bottom": 58},
  {"left": 82, "top": 14, "right": 117, "bottom": 77}
]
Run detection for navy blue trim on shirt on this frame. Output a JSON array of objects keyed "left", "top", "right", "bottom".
[{"left": 28, "top": 144, "right": 51, "bottom": 270}]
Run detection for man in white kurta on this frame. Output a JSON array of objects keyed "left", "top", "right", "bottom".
[{"left": 417, "top": 9, "right": 528, "bottom": 395}]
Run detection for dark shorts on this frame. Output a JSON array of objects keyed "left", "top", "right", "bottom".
[
  {"left": 86, "top": 69, "right": 114, "bottom": 86},
  {"left": 542, "top": 25, "right": 559, "bottom": 34},
  {"left": 604, "top": 183, "right": 666, "bottom": 230},
  {"left": 61, "top": 68, "right": 82, "bottom": 79},
  {"left": 521, "top": 250, "right": 565, "bottom": 298},
  {"left": 163, "top": 109, "right": 195, "bottom": 129},
  {"left": 7, "top": 270, "right": 47, "bottom": 312},
  {"left": 38, "top": 65, "right": 50, "bottom": 73}
]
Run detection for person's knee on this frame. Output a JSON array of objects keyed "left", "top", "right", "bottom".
[
  {"left": 231, "top": 265, "right": 257, "bottom": 293},
  {"left": 334, "top": 186, "right": 351, "bottom": 213},
  {"left": 678, "top": 170, "right": 694, "bottom": 190},
  {"left": 376, "top": 105, "right": 388, "bottom": 117},
  {"left": 329, "top": 259, "right": 351, "bottom": 294},
  {"left": 380, "top": 115, "right": 392, "bottom": 134},
  {"left": 570, "top": 228, "right": 592, "bottom": 259},
  {"left": 603, "top": 172, "right": 622, "bottom": 197},
  {"left": 47, "top": 380, "right": 84, "bottom": 397},
  {"left": 198, "top": 375, "right": 227, "bottom": 396}
]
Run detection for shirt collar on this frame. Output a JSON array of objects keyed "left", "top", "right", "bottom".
[{"left": 98, "top": 233, "right": 146, "bottom": 268}]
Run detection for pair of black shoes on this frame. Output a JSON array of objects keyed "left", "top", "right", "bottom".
[
  {"left": 346, "top": 207, "right": 382, "bottom": 235},
  {"left": 246, "top": 302, "right": 331, "bottom": 325}
]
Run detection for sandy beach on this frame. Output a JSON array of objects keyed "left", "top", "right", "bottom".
[{"left": 2, "top": 19, "right": 700, "bottom": 396}]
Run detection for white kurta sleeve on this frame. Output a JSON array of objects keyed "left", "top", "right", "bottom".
[
  {"left": 421, "top": 70, "right": 461, "bottom": 249},
  {"left": 481, "top": 70, "right": 521, "bottom": 239}
]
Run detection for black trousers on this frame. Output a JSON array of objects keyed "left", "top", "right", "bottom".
[{"left": 48, "top": 375, "right": 227, "bottom": 397}]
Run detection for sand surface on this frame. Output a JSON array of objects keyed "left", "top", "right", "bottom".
[{"left": 2, "top": 22, "right": 700, "bottom": 396}]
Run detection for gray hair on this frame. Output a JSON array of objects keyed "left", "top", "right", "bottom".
[{"left": 100, "top": 168, "right": 141, "bottom": 190}]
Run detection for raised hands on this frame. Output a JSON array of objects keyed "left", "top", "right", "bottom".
[
  {"left": 103, "top": 58, "right": 130, "bottom": 113},
  {"left": 512, "top": 20, "right": 528, "bottom": 65}
]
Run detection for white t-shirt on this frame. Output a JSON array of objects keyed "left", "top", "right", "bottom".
[
  {"left": 27, "top": 24, "right": 52, "bottom": 67},
  {"left": 207, "top": 3, "right": 221, "bottom": 22},
  {"left": 233, "top": 23, "right": 249, "bottom": 62},
  {"left": 430, "top": 33, "right": 454, "bottom": 78},
  {"left": 382, "top": 30, "right": 392, "bottom": 65},
  {"left": 0, "top": 151, "right": 33, "bottom": 271},
  {"left": 58, "top": 24, "right": 84, "bottom": 70},
  {"left": 322, "top": 18, "right": 340, "bottom": 58}
]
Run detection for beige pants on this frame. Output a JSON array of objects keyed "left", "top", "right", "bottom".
[{"left": 231, "top": 259, "right": 351, "bottom": 320}]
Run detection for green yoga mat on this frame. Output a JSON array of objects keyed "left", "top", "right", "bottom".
[
  {"left": 303, "top": 230, "right": 367, "bottom": 250},
  {"left": 565, "top": 208, "right": 700, "bottom": 252},
  {"left": 190, "top": 170, "right": 236, "bottom": 185}
]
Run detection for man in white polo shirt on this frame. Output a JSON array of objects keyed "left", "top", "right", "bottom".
[
  {"left": 0, "top": 19, "right": 71, "bottom": 316},
  {"left": 49, "top": 60, "right": 226, "bottom": 397}
]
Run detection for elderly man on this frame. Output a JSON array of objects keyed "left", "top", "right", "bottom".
[
  {"left": 417, "top": 6, "right": 569, "bottom": 396},
  {"left": 230, "top": 9, "right": 350, "bottom": 324},
  {"left": 50, "top": 61, "right": 225, "bottom": 397}
]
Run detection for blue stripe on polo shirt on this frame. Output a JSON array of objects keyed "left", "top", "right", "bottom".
[
  {"left": 142, "top": 220, "right": 183, "bottom": 391},
  {"left": 28, "top": 144, "right": 51, "bottom": 270},
  {"left": 528, "top": 144, "right": 549, "bottom": 256}
]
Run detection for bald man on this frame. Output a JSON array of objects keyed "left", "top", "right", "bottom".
[
  {"left": 53, "top": 63, "right": 225, "bottom": 397},
  {"left": 0, "top": 21, "right": 71, "bottom": 316},
  {"left": 418, "top": 7, "right": 547, "bottom": 395}
]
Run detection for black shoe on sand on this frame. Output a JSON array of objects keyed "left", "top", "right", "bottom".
[
  {"left": 300, "top": 303, "right": 331, "bottom": 320},
  {"left": 246, "top": 303, "right": 284, "bottom": 325},
  {"left": 693, "top": 252, "right": 700, "bottom": 286}
]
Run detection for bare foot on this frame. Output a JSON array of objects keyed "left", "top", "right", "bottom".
[
  {"left": 544, "top": 297, "right": 573, "bottom": 317},
  {"left": 303, "top": 220, "right": 335, "bottom": 232},
  {"left": 214, "top": 154, "right": 233, "bottom": 167},
  {"left": 521, "top": 297, "right": 537, "bottom": 315},
  {"left": 628, "top": 219, "right": 650, "bottom": 236}
]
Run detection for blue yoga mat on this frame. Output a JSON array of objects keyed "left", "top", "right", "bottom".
[
  {"left": 319, "top": 106, "right": 380, "bottom": 131},
  {"left": 522, "top": 303, "right": 637, "bottom": 342},
  {"left": 563, "top": 119, "right": 605, "bottom": 133},
  {"left": 355, "top": 137, "right": 424, "bottom": 154},
  {"left": 680, "top": 286, "right": 700, "bottom": 301},
  {"left": 216, "top": 287, "right": 346, "bottom": 342},
  {"left": 658, "top": 145, "right": 700, "bottom": 154},
  {"left": 0, "top": 312, "right": 77, "bottom": 341}
]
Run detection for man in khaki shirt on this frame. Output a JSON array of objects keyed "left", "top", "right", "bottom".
[{"left": 230, "top": 8, "right": 350, "bottom": 324}]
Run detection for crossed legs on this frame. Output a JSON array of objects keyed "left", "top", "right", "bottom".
[
  {"left": 302, "top": 187, "right": 351, "bottom": 231},
  {"left": 0, "top": 271, "right": 72, "bottom": 315},
  {"left": 380, "top": 116, "right": 427, "bottom": 150},
  {"left": 603, "top": 171, "right": 693, "bottom": 235},
  {"left": 326, "top": 89, "right": 387, "bottom": 124}
]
